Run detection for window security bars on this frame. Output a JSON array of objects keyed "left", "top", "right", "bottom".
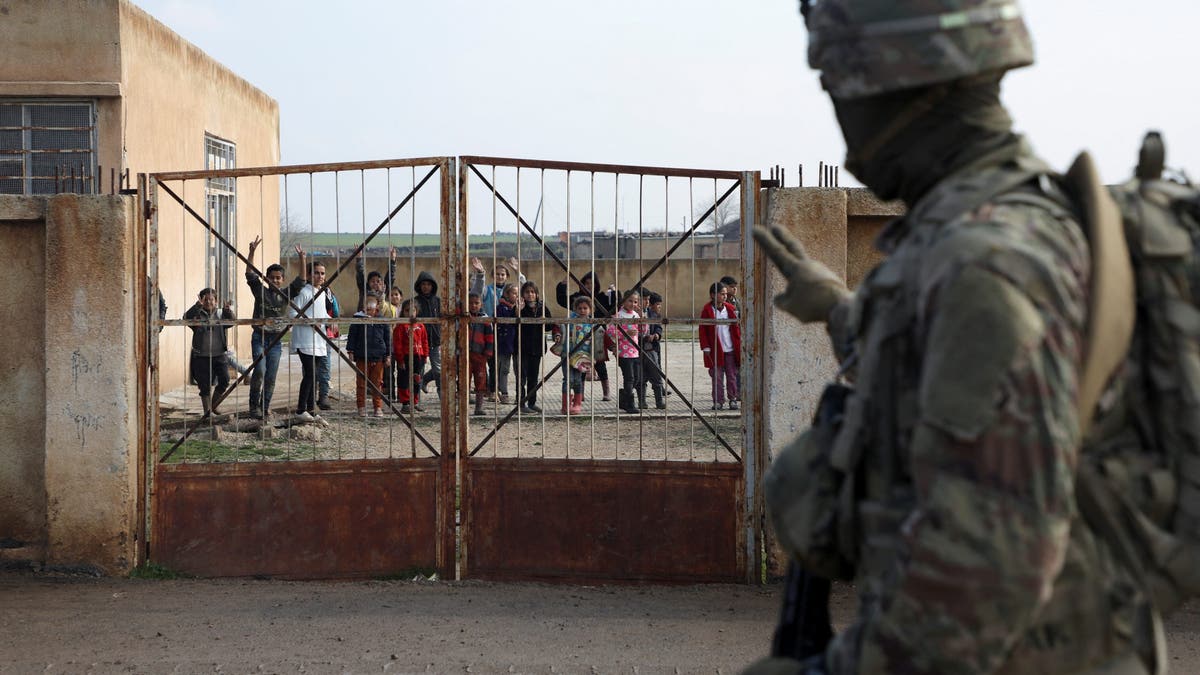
[{"left": 0, "top": 101, "right": 96, "bottom": 195}]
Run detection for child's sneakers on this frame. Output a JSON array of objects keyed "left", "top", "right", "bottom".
[
  {"left": 712, "top": 402, "right": 724, "bottom": 411},
  {"left": 728, "top": 400, "right": 739, "bottom": 411},
  {"left": 373, "top": 408, "right": 385, "bottom": 418},
  {"left": 357, "top": 407, "right": 368, "bottom": 418},
  {"left": 400, "top": 404, "right": 413, "bottom": 414},
  {"left": 499, "top": 393, "right": 511, "bottom": 405}
]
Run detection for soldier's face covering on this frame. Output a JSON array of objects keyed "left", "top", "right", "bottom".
[{"left": 832, "top": 76, "right": 1017, "bottom": 206}]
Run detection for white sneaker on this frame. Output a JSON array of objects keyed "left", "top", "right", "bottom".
[
  {"left": 295, "top": 411, "right": 314, "bottom": 422},
  {"left": 373, "top": 408, "right": 385, "bottom": 418},
  {"left": 357, "top": 407, "right": 368, "bottom": 418}
]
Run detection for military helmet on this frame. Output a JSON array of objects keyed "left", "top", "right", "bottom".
[{"left": 804, "top": 0, "right": 1035, "bottom": 99}]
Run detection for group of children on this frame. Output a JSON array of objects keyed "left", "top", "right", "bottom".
[
  {"left": 202, "top": 247, "right": 743, "bottom": 420},
  {"left": 484, "top": 273, "right": 739, "bottom": 415}
]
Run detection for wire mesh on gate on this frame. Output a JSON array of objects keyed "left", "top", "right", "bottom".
[
  {"left": 458, "top": 157, "right": 748, "bottom": 464},
  {"left": 149, "top": 158, "right": 453, "bottom": 465}
]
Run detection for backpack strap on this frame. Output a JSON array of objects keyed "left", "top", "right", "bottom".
[
  {"left": 1063, "top": 151, "right": 1137, "bottom": 436},
  {"left": 1066, "top": 152, "right": 1167, "bottom": 674}
]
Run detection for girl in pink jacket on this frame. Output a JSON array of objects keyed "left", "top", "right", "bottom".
[{"left": 607, "top": 291, "right": 647, "bottom": 414}]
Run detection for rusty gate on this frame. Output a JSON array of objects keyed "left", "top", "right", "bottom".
[{"left": 142, "top": 156, "right": 764, "bottom": 582}]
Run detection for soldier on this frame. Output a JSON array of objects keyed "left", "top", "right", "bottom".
[{"left": 748, "top": 2, "right": 1156, "bottom": 674}]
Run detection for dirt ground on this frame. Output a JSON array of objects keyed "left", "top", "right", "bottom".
[
  {"left": 4, "top": 572, "right": 1200, "bottom": 674},
  {"left": 159, "top": 340, "right": 743, "bottom": 465}
]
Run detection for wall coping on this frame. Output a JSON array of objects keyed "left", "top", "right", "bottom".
[
  {"left": 0, "top": 81, "right": 122, "bottom": 98},
  {"left": 0, "top": 196, "right": 47, "bottom": 221}
]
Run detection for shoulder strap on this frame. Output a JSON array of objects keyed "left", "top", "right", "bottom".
[{"left": 1063, "top": 152, "right": 1137, "bottom": 436}]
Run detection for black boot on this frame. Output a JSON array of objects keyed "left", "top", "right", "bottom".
[
  {"left": 653, "top": 384, "right": 666, "bottom": 409},
  {"left": 618, "top": 390, "right": 639, "bottom": 414},
  {"left": 637, "top": 388, "right": 647, "bottom": 409}
]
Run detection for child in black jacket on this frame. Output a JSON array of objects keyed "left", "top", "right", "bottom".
[{"left": 347, "top": 294, "right": 391, "bottom": 417}]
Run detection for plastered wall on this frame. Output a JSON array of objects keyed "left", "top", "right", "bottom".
[
  {"left": 0, "top": 195, "right": 138, "bottom": 575},
  {"left": 0, "top": 0, "right": 282, "bottom": 394},
  {"left": 119, "top": 0, "right": 280, "bottom": 392}
]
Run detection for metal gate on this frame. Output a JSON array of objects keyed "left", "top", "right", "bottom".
[
  {"left": 142, "top": 156, "right": 763, "bottom": 582},
  {"left": 145, "top": 158, "right": 457, "bottom": 578}
]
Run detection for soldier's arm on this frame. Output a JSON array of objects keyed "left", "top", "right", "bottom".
[{"left": 826, "top": 228, "right": 1087, "bottom": 674}]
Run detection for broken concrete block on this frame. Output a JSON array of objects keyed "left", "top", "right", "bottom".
[{"left": 289, "top": 426, "right": 322, "bottom": 442}]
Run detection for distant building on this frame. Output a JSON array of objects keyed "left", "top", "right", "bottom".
[
  {"left": 0, "top": 0, "right": 281, "bottom": 391},
  {"left": 558, "top": 229, "right": 739, "bottom": 261}
]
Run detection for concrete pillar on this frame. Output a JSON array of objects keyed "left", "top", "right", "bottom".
[
  {"left": 0, "top": 199, "right": 48, "bottom": 565},
  {"left": 42, "top": 195, "right": 138, "bottom": 574},
  {"left": 762, "top": 188, "right": 848, "bottom": 454}
]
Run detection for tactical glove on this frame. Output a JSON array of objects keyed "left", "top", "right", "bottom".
[{"left": 753, "top": 225, "right": 850, "bottom": 324}]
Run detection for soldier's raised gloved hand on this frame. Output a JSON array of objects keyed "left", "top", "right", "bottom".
[{"left": 753, "top": 225, "right": 850, "bottom": 324}]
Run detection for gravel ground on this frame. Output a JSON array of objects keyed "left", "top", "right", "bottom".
[{"left": 4, "top": 571, "right": 1200, "bottom": 674}]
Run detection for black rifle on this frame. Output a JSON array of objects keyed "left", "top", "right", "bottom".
[
  {"left": 771, "top": 562, "right": 833, "bottom": 659},
  {"left": 770, "top": 379, "right": 850, "bottom": 659}
]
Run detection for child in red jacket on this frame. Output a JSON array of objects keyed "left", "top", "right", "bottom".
[
  {"left": 468, "top": 292, "right": 495, "bottom": 416},
  {"left": 699, "top": 282, "right": 741, "bottom": 411},
  {"left": 392, "top": 299, "right": 429, "bottom": 414}
]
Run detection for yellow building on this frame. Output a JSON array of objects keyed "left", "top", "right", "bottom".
[{"left": 0, "top": 0, "right": 280, "bottom": 391}]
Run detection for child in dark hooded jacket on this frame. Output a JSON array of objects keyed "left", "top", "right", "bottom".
[{"left": 414, "top": 271, "right": 442, "bottom": 394}]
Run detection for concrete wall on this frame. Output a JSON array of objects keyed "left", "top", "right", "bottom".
[
  {"left": 761, "top": 187, "right": 902, "bottom": 575},
  {"left": 762, "top": 187, "right": 901, "bottom": 447},
  {"left": 0, "top": 199, "right": 46, "bottom": 560},
  {"left": 0, "top": 195, "right": 139, "bottom": 575}
]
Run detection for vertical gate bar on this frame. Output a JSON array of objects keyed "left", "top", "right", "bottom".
[
  {"left": 443, "top": 157, "right": 462, "bottom": 580},
  {"left": 338, "top": 171, "right": 351, "bottom": 459},
  {"left": 591, "top": 171, "right": 599, "bottom": 459},
  {"left": 308, "top": 172, "right": 316, "bottom": 459},
  {"left": 634, "top": 173, "right": 643, "bottom": 460},
  {"left": 490, "top": 165, "right": 498, "bottom": 455},
  {"left": 705, "top": 176, "right": 715, "bottom": 461},
  {"left": 182, "top": 179, "right": 194, "bottom": 462},
  {"left": 600, "top": 170, "right": 609, "bottom": 458},
  {"left": 282, "top": 175, "right": 293, "bottom": 459},
  {"left": 564, "top": 170, "right": 571, "bottom": 457},
  {"left": 539, "top": 169, "right": 547, "bottom": 452},
  {"left": 514, "top": 167, "right": 522, "bottom": 457},
  {"left": 740, "top": 170, "right": 763, "bottom": 583},
  {"left": 409, "top": 167, "right": 417, "bottom": 458},
  {"left": 619, "top": 174, "right": 627, "bottom": 458},
  {"left": 661, "top": 176, "right": 669, "bottom": 456},
  {"left": 134, "top": 170, "right": 146, "bottom": 558},
  {"left": 688, "top": 178, "right": 696, "bottom": 461},
  {"left": 358, "top": 169, "right": 370, "bottom": 459},
  {"left": 141, "top": 172, "right": 157, "bottom": 564}
]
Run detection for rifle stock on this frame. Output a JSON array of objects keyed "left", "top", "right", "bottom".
[{"left": 771, "top": 562, "right": 833, "bottom": 659}]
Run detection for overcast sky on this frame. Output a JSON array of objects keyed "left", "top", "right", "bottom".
[{"left": 135, "top": 0, "right": 1199, "bottom": 199}]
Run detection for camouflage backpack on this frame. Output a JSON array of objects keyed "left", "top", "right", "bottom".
[{"left": 1077, "top": 131, "right": 1200, "bottom": 618}]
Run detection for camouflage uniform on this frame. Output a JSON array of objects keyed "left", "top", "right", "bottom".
[
  {"left": 753, "top": 2, "right": 1155, "bottom": 673},
  {"left": 818, "top": 144, "right": 1150, "bottom": 675}
]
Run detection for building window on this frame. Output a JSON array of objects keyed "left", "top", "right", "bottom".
[
  {"left": 205, "top": 134, "right": 237, "bottom": 303},
  {"left": 0, "top": 101, "right": 97, "bottom": 195}
]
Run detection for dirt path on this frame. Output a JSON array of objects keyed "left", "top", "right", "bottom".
[{"left": 3, "top": 572, "right": 1200, "bottom": 674}]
